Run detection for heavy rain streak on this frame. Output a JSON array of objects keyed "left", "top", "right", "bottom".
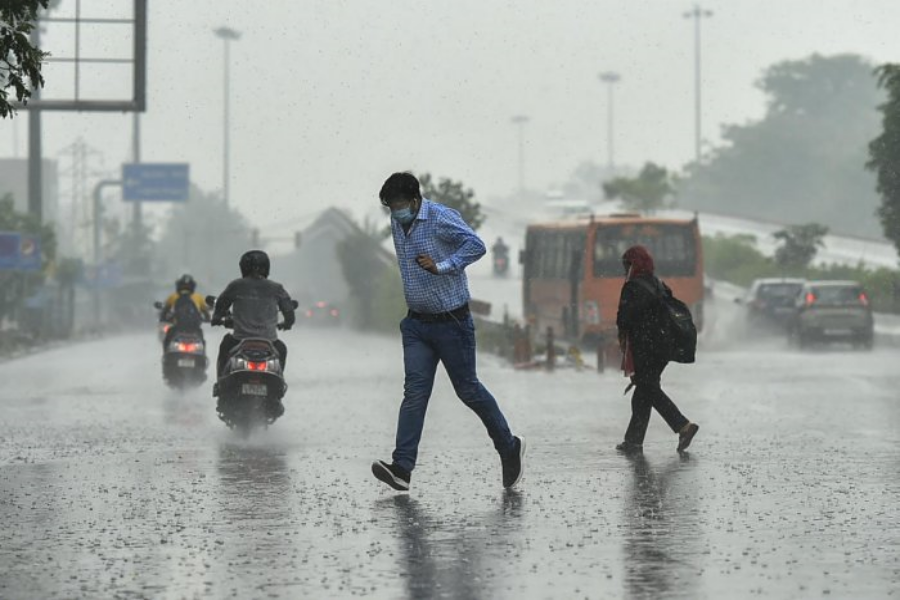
[{"left": 2, "top": 1, "right": 900, "bottom": 598}]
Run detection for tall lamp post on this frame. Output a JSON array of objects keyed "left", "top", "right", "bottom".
[
  {"left": 510, "top": 115, "right": 529, "bottom": 194},
  {"left": 598, "top": 71, "right": 621, "bottom": 172},
  {"left": 214, "top": 26, "right": 240, "bottom": 207},
  {"left": 684, "top": 5, "right": 712, "bottom": 164}
]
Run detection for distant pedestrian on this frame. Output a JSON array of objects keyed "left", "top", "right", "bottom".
[
  {"left": 615, "top": 245, "right": 699, "bottom": 453},
  {"left": 371, "top": 172, "right": 525, "bottom": 491}
]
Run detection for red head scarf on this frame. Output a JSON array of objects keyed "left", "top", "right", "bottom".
[{"left": 622, "top": 245, "right": 655, "bottom": 280}]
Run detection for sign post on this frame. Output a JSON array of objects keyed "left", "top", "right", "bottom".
[{"left": 122, "top": 163, "right": 190, "bottom": 202}]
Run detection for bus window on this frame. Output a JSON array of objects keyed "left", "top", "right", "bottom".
[{"left": 593, "top": 223, "right": 697, "bottom": 277}]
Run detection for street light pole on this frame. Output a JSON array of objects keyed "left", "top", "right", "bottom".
[
  {"left": 510, "top": 115, "right": 529, "bottom": 193},
  {"left": 598, "top": 72, "right": 621, "bottom": 172},
  {"left": 684, "top": 5, "right": 712, "bottom": 164},
  {"left": 214, "top": 26, "right": 240, "bottom": 207}
]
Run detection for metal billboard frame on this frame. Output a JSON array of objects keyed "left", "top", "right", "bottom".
[{"left": 16, "top": 0, "right": 147, "bottom": 113}]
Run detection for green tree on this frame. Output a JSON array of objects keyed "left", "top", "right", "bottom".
[
  {"left": 602, "top": 162, "right": 673, "bottom": 213},
  {"left": 867, "top": 64, "right": 900, "bottom": 259},
  {"left": 337, "top": 215, "right": 403, "bottom": 330},
  {"left": 772, "top": 223, "right": 829, "bottom": 269},
  {"left": 1, "top": 0, "right": 50, "bottom": 118},
  {"left": 104, "top": 219, "right": 154, "bottom": 278},
  {"left": 155, "top": 186, "right": 251, "bottom": 287},
  {"left": 418, "top": 173, "right": 485, "bottom": 231},
  {"left": 678, "top": 54, "right": 883, "bottom": 238}
]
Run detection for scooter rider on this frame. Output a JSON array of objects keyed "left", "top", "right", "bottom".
[
  {"left": 160, "top": 274, "right": 209, "bottom": 348},
  {"left": 211, "top": 250, "right": 295, "bottom": 382},
  {"left": 492, "top": 237, "right": 509, "bottom": 259}
]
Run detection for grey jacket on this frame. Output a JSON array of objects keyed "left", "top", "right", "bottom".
[{"left": 213, "top": 276, "right": 295, "bottom": 340}]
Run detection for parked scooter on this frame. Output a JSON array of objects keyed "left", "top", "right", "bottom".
[{"left": 207, "top": 295, "right": 295, "bottom": 436}]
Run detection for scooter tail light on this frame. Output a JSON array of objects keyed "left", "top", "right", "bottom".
[
  {"left": 805, "top": 292, "right": 816, "bottom": 306},
  {"left": 859, "top": 292, "right": 869, "bottom": 306},
  {"left": 248, "top": 361, "right": 267, "bottom": 372}
]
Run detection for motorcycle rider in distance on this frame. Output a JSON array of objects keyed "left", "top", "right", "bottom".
[
  {"left": 211, "top": 250, "right": 295, "bottom": 403},
  {"left": 159, "top": 274, "right": 209, "bottom": 347},
  {"left": 492, "top": 236, "right": 510, "bottom": 276}
]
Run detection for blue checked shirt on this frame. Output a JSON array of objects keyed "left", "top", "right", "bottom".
[{"left": 391, "top": 199, "right": 486, "bottom": 314}]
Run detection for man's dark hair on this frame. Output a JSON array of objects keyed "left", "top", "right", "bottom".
[{"left": 379, "top": 172, "right": 421, "bottom": 206}]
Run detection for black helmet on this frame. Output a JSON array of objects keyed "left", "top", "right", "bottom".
[
  {"left": 240, "top": 250, "right": 270, "bottom": 278},
  {"left": 175, "top": 274, "right": 196, "bottom": 293}
]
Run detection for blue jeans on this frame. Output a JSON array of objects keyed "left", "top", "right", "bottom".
[{"left": 392, "top": 315, "right": 516, "bottom": 472}]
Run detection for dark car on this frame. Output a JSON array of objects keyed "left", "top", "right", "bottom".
[
  {"left": 302, "top": 301, "right": 341, "bottom": 326},
  {"left": 736, "top": 278, "right": 806, "bottom": 330},
  {"left": 789, "top": 280, "right": 874, "bottom": 349}
]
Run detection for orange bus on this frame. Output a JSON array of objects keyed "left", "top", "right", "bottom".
[{"left": 521, "top": 214, "right": 704, "bottom": 353}]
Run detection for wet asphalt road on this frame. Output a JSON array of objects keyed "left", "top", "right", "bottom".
[{"left": 2, "top": 320, "right": 900, "bottom": 599}]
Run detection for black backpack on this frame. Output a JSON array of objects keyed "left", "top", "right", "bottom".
[
  {"left": 172, "top": 292, "right": 202, "bottom": 330},
  {"left": 632, "top": 277, "right": 697, "bottom": 364}
]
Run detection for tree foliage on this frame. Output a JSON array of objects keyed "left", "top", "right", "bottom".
[
  {"left": 155, "top": 186, "right": 251, "bottom": 288},
  {"left": 0, "top": 0, "right": 50, "bottom": 118},
  {"left": 704, "top": 232, "right": 900, "bottom": 313},
  {"left": 772, "top": 222, "right": 829, "bottom": 269},
  {"left": 602, "top": 162, "right": 673, "bottom": 213},
  {"left": 418, "top": 173, "right": 485, "bottom": 231},
  {"left": 678, "top": 54, "right": 883, "bottom": 238},
  {"left": 336, "top": 215, "right": 403, "bottom": 331},
  {"left": 867, "top": 64, "right": 900, "bottom": 259}
]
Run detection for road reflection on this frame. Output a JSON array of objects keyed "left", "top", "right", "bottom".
[
  {"left": 161, "top": 392, "right": 207, "bottom": 428},
  {"left": 376, "top": 490, "right": 524, "bottom": 599},
  {"left": 622, "top": 453, "right": 701, "bottom": 600},
  {"left": 215, "top": 443, "right": 292, "bottom": 522}
]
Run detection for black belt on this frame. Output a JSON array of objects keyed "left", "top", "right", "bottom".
[{"left": 408, "top": 304, "right": 470, "bottom": 323}]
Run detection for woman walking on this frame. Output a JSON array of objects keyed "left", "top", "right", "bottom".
[{"left": 616, "top": 245, "right": 699, "bottom": 453}]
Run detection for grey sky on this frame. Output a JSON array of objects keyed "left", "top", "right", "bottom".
[{"left": 3, "top": 0, "right": 900, "bottom": 236}]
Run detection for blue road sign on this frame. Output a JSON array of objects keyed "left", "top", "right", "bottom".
[
  {"left": 18, "top": 235, "right": 41, "bottom": 271},
  {"left": 122, "top": 163, "right": 190, "bottom": 202},
  {"left": 0, "top": 232, "right": 42, "bottom": 271}
]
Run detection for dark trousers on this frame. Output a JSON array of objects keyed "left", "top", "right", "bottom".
[
  {"left": 217, "top": 333, "right": 287, "bottom": 377},
  {"left": 623, "top": 360, "right": 689, "bottom": 445}
]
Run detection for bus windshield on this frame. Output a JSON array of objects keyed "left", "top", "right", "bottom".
[{"left": 593, "top": 223, "right": 697, "bottom": 277}]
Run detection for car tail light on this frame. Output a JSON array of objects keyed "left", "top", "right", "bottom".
[
  {"left": 584, "top": 301, "right": 600, "bottom": 325},
  {"left": 247, "top": 361, "right": 267, "bottom": 372},
  {"left": 330, "top": 309, "right": 339, "bottom": 317},
  {"left": 859, "top": 292, "right": 869, "bottom": 307}
]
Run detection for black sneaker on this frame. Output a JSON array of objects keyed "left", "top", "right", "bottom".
[
  {"left": 501, "top": 436, "right": 526, "bottom": 488},
  {"left": 677, "top": 422, "right": 699, "bottom": 453},
  {"left": 616, "top": 441, "right": 643, "bottom": 454},
  {"left": 372, "top": 460, "right": 411, "bottom": 491}
]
